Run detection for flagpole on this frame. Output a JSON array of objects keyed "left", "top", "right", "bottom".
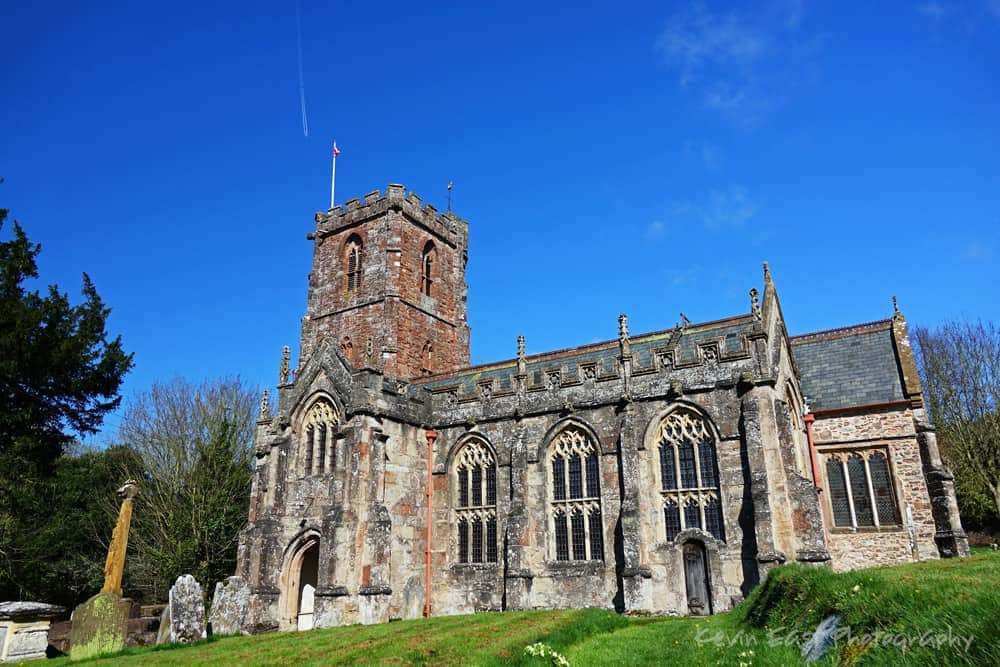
[{"left": 330, "top": 140, "right": 338, "bottom": 210}]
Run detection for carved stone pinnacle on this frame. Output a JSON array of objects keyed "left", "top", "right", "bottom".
[
  {"left": 618, "top": 314, "right": 629, "bottom": 341},
  {"left": 279, "top": 346, "right": 290, "bottom": 385},
  {"left": 260, "top": 389, "right": 270, "bottom": 419}
]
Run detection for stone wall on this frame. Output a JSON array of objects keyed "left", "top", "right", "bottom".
[{"left": 811, "top": 405, "right": 940, "bottom": 572}]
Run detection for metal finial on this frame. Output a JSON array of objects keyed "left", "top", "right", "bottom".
[
  {"left": 680, "top": 312, "right": 691, "bottom": 327},
  {"left": 279, "top": 345, "right": 290, "bottom": 384},
  {"left": 447, "top": 181, "right": 453, "bottom": 212},
  {"left": 892, "top": 295, "right": 899, "bottom": 314}
]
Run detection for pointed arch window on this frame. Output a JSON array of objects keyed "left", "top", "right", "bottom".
[
  {"left": 421, "top": 241, "right": 436, "bottom": 297},
  {"left": 656, "top": 408, "right": 725, "bottom": 541},
  {"left": 823, "top": 449, "right": 899, "bottom": 528},
  {"left": 345, "top": 235, "right": 363, "bottom": 293},
  {"left": 549, "top": 427, "right": 604, "bottom": 561},
  {"left": 454, "top": 439, "right": 498, "bottom": 564},
  {"left": 302, "top": 399, "right": 338, "bottom": 476}
]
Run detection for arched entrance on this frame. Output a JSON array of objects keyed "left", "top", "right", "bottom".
[
  {"left": 280, "top": 534, "right": 320, "bottom": 631},
  {"left": 683, "top": 541, "right": 712, "bottom": 616}
]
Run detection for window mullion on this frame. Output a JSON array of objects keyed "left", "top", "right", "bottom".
[
  {"left": 842, "top": 459, "right": 857, "bottom": 528},
  {"left": 693, "top": 441, "right": 703, "bottom": 488},
  {"left": 863, "top": 457, "right": 880, "bottom": 528}
]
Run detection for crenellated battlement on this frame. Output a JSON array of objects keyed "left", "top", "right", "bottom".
[{"left": 312, "top": 184, "right": 468, "bottom": 249}]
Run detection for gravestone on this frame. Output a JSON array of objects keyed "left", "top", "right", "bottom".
[
  {"left": 0, "top": 601, "right": 65, "bottom": 663},
  {"left": 69, "top": 592, "right": 131, "bottom": 661},
  {"left": 168, "top": 575, "right": 205, "bottom": 643},
  {"left": 802, "top": 614, "right": 841, "bottom": 663},
  {"left": 208, "top": 576, "right": 250, "bottom": 636}
]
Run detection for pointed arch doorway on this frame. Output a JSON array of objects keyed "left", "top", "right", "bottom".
[{"left": 280, "top": 534, "right": 320, "bottom": 631}]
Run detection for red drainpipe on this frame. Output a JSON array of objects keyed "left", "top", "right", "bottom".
[
  {"left": 803, "top": 412, "right": 832, "bottom": 544},
  {"left": 803, "top": 413, "right": 820, "bottom": 489},
  {"left": 424, "top": 429, "right": 438, "bottom": 618}
]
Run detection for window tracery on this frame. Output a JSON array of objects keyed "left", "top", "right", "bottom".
[
  {"left": 657, "top": 409, "right": 725, "bottom": 541},
  {"left": 549, "top": 427, "right": 604, "bottom": 561},
  {"left": 302, "top": 399, "right": 338, "bottom": 476},
  {"left": 454, "top": 439, "right": 497, "bottom": 564}
]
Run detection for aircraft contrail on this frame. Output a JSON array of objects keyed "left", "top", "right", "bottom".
[{"left": 296, "top": 0, "right": 309, "bottom": 137}]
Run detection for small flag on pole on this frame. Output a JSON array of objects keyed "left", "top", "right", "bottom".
[{"left": 330, "top": 140, "right": 340, "bottom": 210}]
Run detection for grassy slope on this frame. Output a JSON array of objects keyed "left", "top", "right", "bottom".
[{"left": 63, "top": 550, "right": 999, "bottom": 666}]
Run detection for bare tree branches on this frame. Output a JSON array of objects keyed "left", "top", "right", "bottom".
[
  {"left": 116, "top": 377, "right": 256, "bottom": 602},
  {"left": 914, "top": 321, "right": 1000, "bottom": 526}
]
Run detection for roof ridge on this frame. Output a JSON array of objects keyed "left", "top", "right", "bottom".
[{"left": 791, "top": 318, "right": 893, "bottom": 343}]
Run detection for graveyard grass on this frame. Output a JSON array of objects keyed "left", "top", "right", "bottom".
[{"left": 61, "top": 549, "right": 998, "bottom": 666}]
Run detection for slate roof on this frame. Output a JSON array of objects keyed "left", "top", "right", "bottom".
[{"left": 791, "top": 319, "right": 904, "bottom": 411}]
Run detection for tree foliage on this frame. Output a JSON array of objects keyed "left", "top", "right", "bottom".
[
  {"left": 116, "top": 377, "right": 256, "bottom": 602},
  {"left": 913, "top": 320, "right": 1000, "bottom": 530},
  {"left": 0, "top": 203, "right": 133, "bottom": 600}
]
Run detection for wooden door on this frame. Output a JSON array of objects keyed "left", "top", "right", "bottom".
[{"left": 683, "top": 542, "right": 711, "bottom": 616}]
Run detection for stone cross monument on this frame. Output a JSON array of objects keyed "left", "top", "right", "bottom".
[
  {"left": 101, "top": 480, "right": 138, "bottom": 597},
  {"left": 69, "top": 480, "right": 139, "bottom": 661}
]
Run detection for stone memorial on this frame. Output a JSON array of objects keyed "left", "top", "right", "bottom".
[
  {"left": 168, "top": 575, "right": 205, "bottom": 643},
  {"left": 70, "top": 480, "right": 138, "bottom": 661},
  {"left": 0, "top": 601, "right": 64, "bottom": 663},
  {"left": 208, "top": 576, "right": 251, "bottom": 636}
]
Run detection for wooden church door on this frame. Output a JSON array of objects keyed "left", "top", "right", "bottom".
[{"left": 683, "top": 542, "right": 711, "bottom": 616}]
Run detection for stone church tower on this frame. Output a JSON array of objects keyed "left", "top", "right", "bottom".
[
  {"left": 237, "top": 184, "right": 968, "bottom": 632},
  {"left": 298, "top": 183, "right": 470, "bottom": 379}
]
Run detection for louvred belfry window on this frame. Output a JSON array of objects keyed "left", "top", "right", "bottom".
[
  {"left": 656, "top": 408, "right": 725, "bottom": 541},
  {"left": 421, "top": 241, "right": 436, "bottom": 297},
  {"left": 549, "top": 427, "right": 604, "bottom": 561},
  {"left": 454, "top": 439, "right": 498, "bottom": 564},
  {"left": 345, "top": 235, "right": 362, "bottom": 293},
  {"left": 824, "top": 449, "right": 899, "bottom": 529}
]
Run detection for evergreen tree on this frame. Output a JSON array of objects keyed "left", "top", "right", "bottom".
[{"left": 0, "top": 203, "right": 133, "bottom": 599}]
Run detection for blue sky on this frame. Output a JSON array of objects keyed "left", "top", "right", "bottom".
[{"left": 3, "top": 1, "right": 998, "bottom": 443}]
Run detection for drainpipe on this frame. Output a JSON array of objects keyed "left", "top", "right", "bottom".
[
  {"left": 424, "top": 429, "right": 438, "bottom": 618},
  {"left": 803, "top": 411, "right": 832, "bottom": 546},
  {"left": 803, "top": 413, "right": 820, "bottom": 490}
]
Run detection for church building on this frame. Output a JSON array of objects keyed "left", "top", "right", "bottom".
[{"left": 236, "top": 184, "right": 968, "bottom": 631}]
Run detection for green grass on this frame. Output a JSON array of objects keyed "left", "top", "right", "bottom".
[{"left": 60, "top": 551, "right": 1000, "bottom": 666}]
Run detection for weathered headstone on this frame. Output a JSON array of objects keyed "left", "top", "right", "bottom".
[
  {"left": 208, "top": 576, "right": 250, "bottom": 636},
  {"left": 155, "top": 605, "right": 171, "bottom": 645},
  {"left": 69, "top": 592, "right": 131, "bottom": 661},
  {"left": 0, "top": 601, "right": 65, "bottom": 663},
  {"left": 802, "top": 614, "right": 841, "bottom": 663},
  {"left": 168, "top": 575, "right": 205, "bottom": 643},
  {"left": 70, "top": 480, "right": 139, "bottom": 661}
]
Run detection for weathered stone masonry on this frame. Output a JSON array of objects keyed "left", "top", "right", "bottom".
[{"left": 237, "top": 185, "right": 968, "bottom": 631}]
